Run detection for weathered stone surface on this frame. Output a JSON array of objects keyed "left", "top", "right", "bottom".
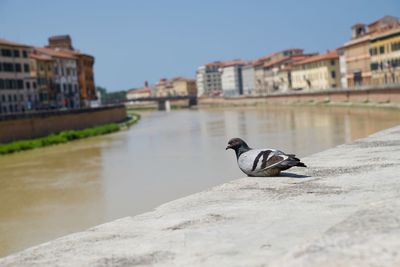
[{"left": 1, "top": 125, "right": 400, "bottom": 266}]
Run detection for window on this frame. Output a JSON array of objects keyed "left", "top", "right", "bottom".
[
  {"left": 0, "top": 79, "right": 3, "bottom": 89},
  {"left": 371, "top": 62, "right": 379, "bottom": 70},
  {"left": 330, "top": 60, "right": 335, "bottom": 66},
  {"left": 15, "top": 63, "right": 21, "bottom": 72},
  {"left": 24, "top": 64, "right": 30, "bottom": 72},
  {"left": 13, "top": 50, "right": 20, "bottom": 57},
  {"left": 26, "top": 81, "right": 30, "bottom": 89},
  {"left": 3, "top": 63, "right": 14, "bottom": 72},
  {"left": 17, "top": 80, "right": 23, "bottom": 89},
  {"left": 22, "top": 50, "right": 28, "bottom": 58},
  {"left": 0, "top": 62, "right": 2, "bottom": 72},
  {"left": 392, "top": 42, "right": 400, "bottom": 52},
  {"left": 379, "top": 46, "right": 385, "bottom": 54},
  {"left": 1, "top": 49, "right": 12, "bottom": 57},
  {"left": 331, "top": 71, "right": 336, "bottom": 78},
  {"left": 33, "top": 81, "right": 36, "bottom": 89}
]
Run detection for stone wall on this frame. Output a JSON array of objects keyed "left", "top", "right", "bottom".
[
  {"left": 0, "top": 105, "right": 126, "bottom": 143},
  {"left": 198, "top": 87, "right": 400, "bottom": 107}
]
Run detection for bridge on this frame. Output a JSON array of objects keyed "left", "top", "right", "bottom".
[{"left": 126, "top": 95, "right": 198, "bottom": 111}]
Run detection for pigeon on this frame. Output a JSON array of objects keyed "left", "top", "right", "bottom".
[{"left": 226, "top": 138, "right": 306, "bottom": 177}]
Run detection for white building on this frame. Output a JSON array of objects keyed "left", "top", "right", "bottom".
[
  {"left": 221, "top": 60, "right": 246, "bottom": 96},
  {"left": 241, "top": 63, "right": 255, "bottom": 95},
  {"left": 36, "top": 48, "right": 80, "bottom": 109},
  {"left": 196, "top": 61, "right": 223, "bottom": 96},
  {"left": 0, "top": 39, "right": 37, "bottom": 115}
]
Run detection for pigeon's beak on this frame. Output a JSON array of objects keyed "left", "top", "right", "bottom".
[{"left": 226, "top": 145, "right": 231, "bottom": 150}]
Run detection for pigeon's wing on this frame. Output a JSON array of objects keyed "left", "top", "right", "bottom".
[
  {"left": 239, "top": 149, "right": 283, "bottom": 174},
  {"left": 258, "top": 150, "right": 289, "bottom": 170}
]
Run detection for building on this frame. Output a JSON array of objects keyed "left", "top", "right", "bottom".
[
  {"left": 156, "top": 77, "right": 197, "bottom": 97},
  {"left": 47, "top": 35, "right": 74, "bottom": 51},
  {"left": 0, "top": 39, "right": 37, "bottom": 115},
  {"left": 29, "top": 52, "right": 56, "bottom": 109},
  {"left": 241, "top": 62, "right": 255, "bottom": 95},
  {"left": 46, "top": 35, "right": 96, "bottom": 107},
  {"left": 291, "top": 50, "right": 340, "bottom": 91},
  {"left": 171, "top": 77, "right": 197, "bottom": 96},
  {"left": 127, "top": 88, "right": 152, "bottom": 100},
  {"left": 343, "top": 24, "right": 372, "bottom": 88},
  {"left": 74, "top": 53, "right": 96, "bottom": 107},
  {"left": 35, "top": 47, "right": 80, "bottom": 109},
  {"left": 196, "top": 61, "right": 223, "bottom": 96},
  {"left": 155, "top": 78, "right": 172, "bottom": 97},
  {"left": 369, "top": 20, "right": 400, "bottom": 85},
  {"left": 220, "top": 60, "right": 247, "bottom": 96},
  {"left": 253, "top": 49, "right": 304, "bottom": 95},
  {"left": 343, "top": 16, "right": 400, "bottom": 88}
]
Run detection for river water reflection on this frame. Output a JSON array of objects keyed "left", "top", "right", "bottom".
[{"left": 0, "top": 106, "right": 400, "bottom": 257}]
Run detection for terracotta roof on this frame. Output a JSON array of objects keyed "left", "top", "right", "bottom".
[
  {"left": 221, "top": 60, "right": 248, "bottom": 67},
  {"left": 263, "top": 56, "right": 290, "bottom": 68},
  {"left": 30, "top": 53, "right": 53, "bottom": 61},
  {"left": 35, "top": 47, "right": 78, "bottom": 59},
  {"left": 172, "top": 77, "right": 196, "bottom": 82},
  {"left": 0, "top": 38, "right": 32, "bottom": 48},
  {"left": 205, "top": 61, "right": 224, "bottom": 67},
  {"left": 253, "top": 48, "right": 304, "bottom": 67},
  {"left": 127, "top": 87, "right": 151, "bottom": 94},
  {"left": 294, "top": 50, "right": 338, "bottom": 65}
]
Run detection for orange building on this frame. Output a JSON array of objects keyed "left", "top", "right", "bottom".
[{"left": 75, "top": 53, "right": 96, "bottom": 106}]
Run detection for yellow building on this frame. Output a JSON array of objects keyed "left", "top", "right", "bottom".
[
  {"left": 370, "top": 27, "right": 400, "bottom": 85},
  {"left": 30, "top": 52, "right": 55, "bottom": 109},
  {"left": 292, "top": 50, "right": 340, "bottom": 91},
  {"left": 171, "top": 77, "right": 197, "bottom": 96},
  {"left": 156, "top": 77, "right": 197, "bottom": 96}
]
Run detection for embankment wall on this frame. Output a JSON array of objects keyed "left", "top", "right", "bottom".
[
  {"left": 0, "top": 105, "right": 126, "bottom": 143},
  {"left": 199, "top": 87, "right": 400, "bottom": 107}
]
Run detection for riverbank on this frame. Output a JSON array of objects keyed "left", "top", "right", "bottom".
[
  {"left": 1, "top": 124, "right": 400, "bottom": 266},
  {"left": 0, "top": 112, "right": 140, "bottom": 155}
]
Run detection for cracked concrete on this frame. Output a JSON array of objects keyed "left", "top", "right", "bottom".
[{"left": 1, "top": 125, "right": 400, "bottom": 266}]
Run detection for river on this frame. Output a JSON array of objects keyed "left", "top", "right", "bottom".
[{"left": 1, "top": 105, "right": 400, "bottom": 257}]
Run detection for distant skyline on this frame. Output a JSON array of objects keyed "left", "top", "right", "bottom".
[{"left": 1, "top": 0, "right": 399, "bottom": 91}]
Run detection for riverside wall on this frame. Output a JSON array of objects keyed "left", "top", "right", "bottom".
[
  {"left": 198, "top": 87, "right": 400, "bottom": 107},
  {"left": 0, "top": 105, "right": 127, "bottom": 143},
  {"left": 1, "top": 124, "right": 400, "bottom": 266}
]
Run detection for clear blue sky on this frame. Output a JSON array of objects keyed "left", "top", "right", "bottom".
[{"left": 0, "top": 0, "right": 399, "bottom": 91}]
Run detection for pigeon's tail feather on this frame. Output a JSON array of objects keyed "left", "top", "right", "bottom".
[
  {"left": 296, "top": 162, "right": 307, "bottom": 168},
  {"left": 287, "top": 154, "right": 307, "bottom": 168}
]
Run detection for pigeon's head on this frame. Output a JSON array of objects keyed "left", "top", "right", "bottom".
[{"left": 226, "top": 138, "right": 249, "bottom": 151}]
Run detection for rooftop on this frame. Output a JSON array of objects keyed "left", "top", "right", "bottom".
[
  {"left": 0, "top": 38, "right": 32, "bottom": 48},
  {"left": 35, "top": 47, "right": 78, "bottom": 59},
  {"left": 294, "top": 50, "right": 338, "bottom": 65}
]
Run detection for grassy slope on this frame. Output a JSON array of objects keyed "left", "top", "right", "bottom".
[{"left": 0, "top": 112, "right": 140, "bottom": 155}]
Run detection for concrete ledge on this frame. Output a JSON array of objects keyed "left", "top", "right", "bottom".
[{"left": 1, "top": 125, "right": 400, "bottom": 266}]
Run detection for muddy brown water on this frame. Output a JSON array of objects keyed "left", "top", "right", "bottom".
[{"left": 1, "top": 106, "right": 400, "bottom": 257}]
